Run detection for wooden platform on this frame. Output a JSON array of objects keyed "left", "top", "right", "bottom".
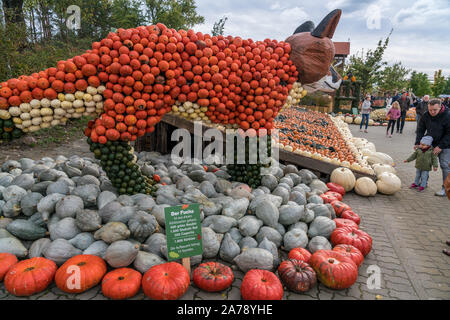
[{"left": 135, "top": 114, "right": 377, "bottom": 181}]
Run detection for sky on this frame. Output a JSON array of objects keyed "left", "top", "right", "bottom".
[{"left": 192, "top": 0, "right": 450, "bottom": 79}]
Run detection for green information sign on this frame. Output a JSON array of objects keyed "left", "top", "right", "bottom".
[
  {"left": 164, "top": 204, "right": 203, "bottom": 261},
  {"left": 352, "top": 107, "right": 358, "bottom": 115}
]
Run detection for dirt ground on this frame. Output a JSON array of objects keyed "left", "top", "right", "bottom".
[{"left": 0, "top": 136, "right": 92, "bottom": 163}]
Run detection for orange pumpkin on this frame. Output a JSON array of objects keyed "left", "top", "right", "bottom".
[
  {"left": 102, "top": 268, "right": 142, "bottom": 300},
  {"left": 55, "top": 255, "right": 107, "bottom": 293},
  {"left": 5, "top": 257, "right": 57, "bottom": 296}
]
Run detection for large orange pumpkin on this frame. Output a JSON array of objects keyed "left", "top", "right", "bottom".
[
  {"left": 310, "top": 250, "right": 358, "bottom": 290},
  {"left": 0, "top": 253, "right": 18, "bottom": 281},
  {"left": 241, "top": 269, "right": 283, "bottom": 300},
  {"left": 193, "top": 262, "right": 234, "bottom": 292},
  {"left": 55, "top": 255, "right": 107, "bottom": 293},
  {"left": 102, "top": 268, "right": 142, "bottom": 300},
  {"left": 142, "top": 262, "right": 190, "bottom": 300},
  {"left": 4, "top": 257, "right": 57, "bottom": 296}
]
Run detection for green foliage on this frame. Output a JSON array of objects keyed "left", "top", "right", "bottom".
[
  {"left": 444, "top": 77, "right": 450, "bottom": 95},
  {"left": 212, "top": 16, "right": 227, "bottom": 36},
  {"left": 345, "top": 29, "right": 392, "bottom": 95},
  {"left": 378, "top": 62, "right": 410, "bottom": 93},
  {"left": 409, "top": 71, "right": 432, "bottom": 97},
  {"left": 0, "top": 0, "right": 204, "bottom": 82},
  {"left": 145, "top": 0, "right": 204, "bottom": 30},
  {"left": 432, "top": 69, "right": 446, "bottom": 97}
]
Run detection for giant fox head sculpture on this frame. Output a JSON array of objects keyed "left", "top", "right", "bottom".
[
  {"left": 287, "top": 9, "right": 342, "bottom": 93},
  {"left": 0, "top": 10, "right": 343, "bottom": 194}
]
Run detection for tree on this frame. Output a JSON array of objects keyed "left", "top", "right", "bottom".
[
  {"left": 432, "top": 69, "right": 446, "bottom": 97},
  {"left": 345, "top": 29, "right": 392, "bottom": 95},
  {"left": 409, "top": 71, "right": 432, "bottom": 97},
  {"left": 378, "top": 62, "right": 410, "bottom": 93},
  {"left": 145, "top": 0, "right": 204, "bottom": 30},
  {"left": 444, "top": 77, "right": 450, "bottom": 95},
  {"left": 212, "top": 16, "right": 227, "bottom": 36}
]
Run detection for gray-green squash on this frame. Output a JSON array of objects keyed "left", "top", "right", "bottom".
[
  {"left": 201, "top": 227, "right": 220, "bottom": 258},
  {"left": 6, "top": 219, "right": 48, "bottom": 241},
  {"left": 307, "top": 236, "right": 332, "bottom": 253},
  {"left": 233, "top": 248, "right": 274, "bottom": 273},
  {"left": 128, "top": 211, "right": 159, "bottom": 242},
  {"left": 202, "top": 215, "right": 237, "bottom": 234},
  {"left": 29, "top": 212, "right": 46, "bottom": 227},
  {"left": 219, "top": 233, "right": 240, "bottom": 263},
  {"left": 98, "top": 201, "right": 122, "bottom": 224},
  {"left": 143, "top": 233, "right": 166, "bottom": 258},
  {"left": 278, "top": 204, "right": 304, "bottom": 226},
  {"left": 238, "top": 216, "right": 263, "bottom": 237},
  {"left": 94, "top": 222, "right": 130, "bottom": 244},
  {"left": 133, "top": 251, "right": 165, "bottom": 273},
  {"left": 107, "top": 206, "right": 136, "bottom": 224},
  {"left": 258, "top": 237, "right": 280, "bottom": 268},
  {"left": 29, "top": 238, "right": 51, "bottom": 258},
  {"left": 37, "top": 193, "right": 65, "bottom": 221},
  {"left": 55, "top": 195, "right": 84, "bottom": 219},
  {"left": 49, "top": 217, "right": 81, "bottom": 240},
  {"left": 83, "top": 240, "right": 109, "bottom": 258},
  {"left": 239, "top": 236, "right": 258, "bottom": 250},
  {"left": 2, "top": 199, "right": 21, "bottom": 218},
  {"left": 256, "top": 226, "right": 283, "bottom": 247},
  {"left": 283, "top": 229, "right": 308, "bottom": 251},
  {"left": 69, "top": 232, "right": 95, "bottom": 250},
  {"left": 43, "top": 239, "right": 82, "bottom": 265},
  {"left": 104, "top": 240, "right": 140, "bottom": 268},
  {"left": 0, "top": 237, "right": 28, "bottom": 258},
  {"left": 307, "top": 216, "right": 336, "bottom": 239},
  {"left": 71, "top": 184, "right": 100, "bottom": 207},
  {"left": 76, "top": 209, "right": 102, "bottom": 232},
  {"left": 97, "top": 191, "right": 117, "bottom": 210},
  {"left": 21, "top": 192, "right": 44, "bottom": 216},
  {"left": 11, "top": 174, "right": 35, "bottom": 190}
]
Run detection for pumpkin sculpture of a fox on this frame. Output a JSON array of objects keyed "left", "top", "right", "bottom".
[{"left": 0, "top": 10, "right": 342, "bottom": 195}]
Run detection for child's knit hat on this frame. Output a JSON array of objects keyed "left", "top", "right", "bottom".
[{"left": 420, "top": 136, "right": 433, "bottom": 146}]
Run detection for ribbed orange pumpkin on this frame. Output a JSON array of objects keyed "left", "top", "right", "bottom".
[
  {"left": 241, "top": 269, "right": 283, "bottom": 300},
  {"left": 310, "top": 250, "right": 358, "bottom": 290},
  {"left": 102, "top": 268, "right": 142, "bottom": 300},
  {"left": 288, "top": 247, "right": 312, "bottom": 264},
  {"left": 4, "top": 257, "right": 57, "bottom": 296},
  {"left": 55, "top": 255, "right": 107, "bottom": 293},
  {"left": 142, "top": 262, "right": 190, "bottom": 300},
  {"left": 0, "top": 253, "right": 18, "bottom": 281}
]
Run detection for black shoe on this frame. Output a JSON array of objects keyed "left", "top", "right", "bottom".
[
  {"left": 400, "top": 131, "right": 403, "bottom": 134},
  {"left": 443, "top": 249, "right": 450, "bottom": 256}
]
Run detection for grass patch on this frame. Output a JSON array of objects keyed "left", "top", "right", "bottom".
[{"left": 29, "top": 116, "right": 93, "bottom": 147}]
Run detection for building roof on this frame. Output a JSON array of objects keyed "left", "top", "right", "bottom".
[{"left": 334, "top": 42, "right": 350, "bottom": 56}]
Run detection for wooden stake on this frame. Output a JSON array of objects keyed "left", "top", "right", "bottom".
[{"left": 182, "top": 257, "right": 191, "bottom": 276}]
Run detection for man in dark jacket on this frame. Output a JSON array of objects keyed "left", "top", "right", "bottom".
[
  {"left": 415, "top": 99, "right": 450, "bottom": 196},
  {"left": 416, "top": 95, "right": 430, "bottom": 130},
  {"left": 397, "top": 92, "right": 410, "bottom": 133}
]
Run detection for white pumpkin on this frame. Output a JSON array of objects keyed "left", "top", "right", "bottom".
[
  {"left": 65, "top": 94, "right": 75, "bottom": 102},
  {"left": 30, "top": 99, "right": 41, "bottom": 109},
  {"left": 73, "top": 100, "right": 84, "bottom": 108},
  {"left": 345, "top": 116, "right": 354, "bottom": 124},
  {"left": 9, "top": 106, "right": 21, "bottom": 117},
  {"left": 84, "top": 101, "right": 96, "bottom": 108},
  {"left": 97, "top": 85, "right": 106, "bottom": 94},
  {"left": 367, "top": 152, "right": 395, "bottom": 166},
  {"left": 61, "top": 101, "right": 72, "bottom": 109},
  {"left": 58, "top": 93, "right": 66, "bottom": 101},
  {"left": 40, "top": 122, "right": 51, "bottom": 129},
  {"left": 51, "top": 99, "right": 61, "bottom": 108},
  {"left": 12, "top": 117, "right": 22, "bottom": 125},
  {"left": 355, "top": 177, "right": 378, "bottom": 197},
  {"left": 376, "top": 172, "right": 401, "bottom": 195},
  {"left": 31, "top": 117, "right": 43, "bottom": 125},
  {"left": 40, "top": 98, "right": 51, "bottom": 108},
  {"left": 42, "top": 116, "right": 53, "bottom": 123},
  {"left": 40, "top": 107, "right": 53, "bottom": 116},
  {"left": 28, "top": 125, "right": 40, "bottom": 132},
  {"left": 83, "top": 93, "right": 93, "bottom": 102},
  {"left": 373, "top": 163, "right": 396, "bottom": 177},
  {"left": 21, "top": 120, "right": 32, "bottom": 128},
  {"left": 19, "top": 103, "right": 31, "bottom": 113},
  {"left": 51, "top": 119, "right": 60, "bottom": 126},
  {"left": 86, "top": 86, "right": 97, "bottom": 95},
  {"left": 330, "top": 167, "right": 356, "bottom": 192},
  {"left": 75, "top": 91, "right": 84, "bottom": 100},
  {"left": 354, "top": 117, "right": 362, "bottom": 125}
]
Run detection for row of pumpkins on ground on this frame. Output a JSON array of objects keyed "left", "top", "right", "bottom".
[
  {"left": 0, "top": 182, "right": 372, "bottom": 300},
  {"left": 339, "top": 107, "right": 417, "bottom": 125}
]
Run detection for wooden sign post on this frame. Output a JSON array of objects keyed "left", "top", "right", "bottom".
[{"left": 164, "top": 204, "right": 203, "bottom": 275}]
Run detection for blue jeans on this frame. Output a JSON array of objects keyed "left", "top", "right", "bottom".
[
  {"left": 396, "top": 111, "right": 407, "bottom": 132},
  {"left": 360, "top": 114, "right": 370, "bottom": 130},
  {"left": 439, "top": 148, "right": 450, "bottom": 187},
  {"left": 414, "top": 169, "right": 429, "bottom": 188}
]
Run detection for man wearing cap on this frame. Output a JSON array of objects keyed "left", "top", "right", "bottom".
[{"left": 415, "top": 99, "right": 450, "bottom": 196}]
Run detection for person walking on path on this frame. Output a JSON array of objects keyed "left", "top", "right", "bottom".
[
  {"left": 386, "top": 101, "right": 401, "bottom": 138},
  {"left": 397, "top": 92, "right": 410, "bottom": 134},
  {"left": 416, "top": 95, "right": 430, "bottom": 131},
  {"left": 415, "top": 99, "right": 450, "bottom": 196},
  {"left": 404, "top": 136, "right": 439, "bottom": 192},
  {"left": 443, "top": 172, "right": 450, "bottom": 256},
  {"left": 360, "top": 95, "right": 372, "bottom": 133}
]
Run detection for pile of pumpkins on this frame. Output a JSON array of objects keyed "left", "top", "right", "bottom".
[
  {"left": 0, "top": 86, "right": 105, "bottom": 135},
  {"left": 0, "top": 150, "right": 374, "bottom": 300},
  {"left": 1, "top": 179, "right": 373, "bottom": 300}
]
